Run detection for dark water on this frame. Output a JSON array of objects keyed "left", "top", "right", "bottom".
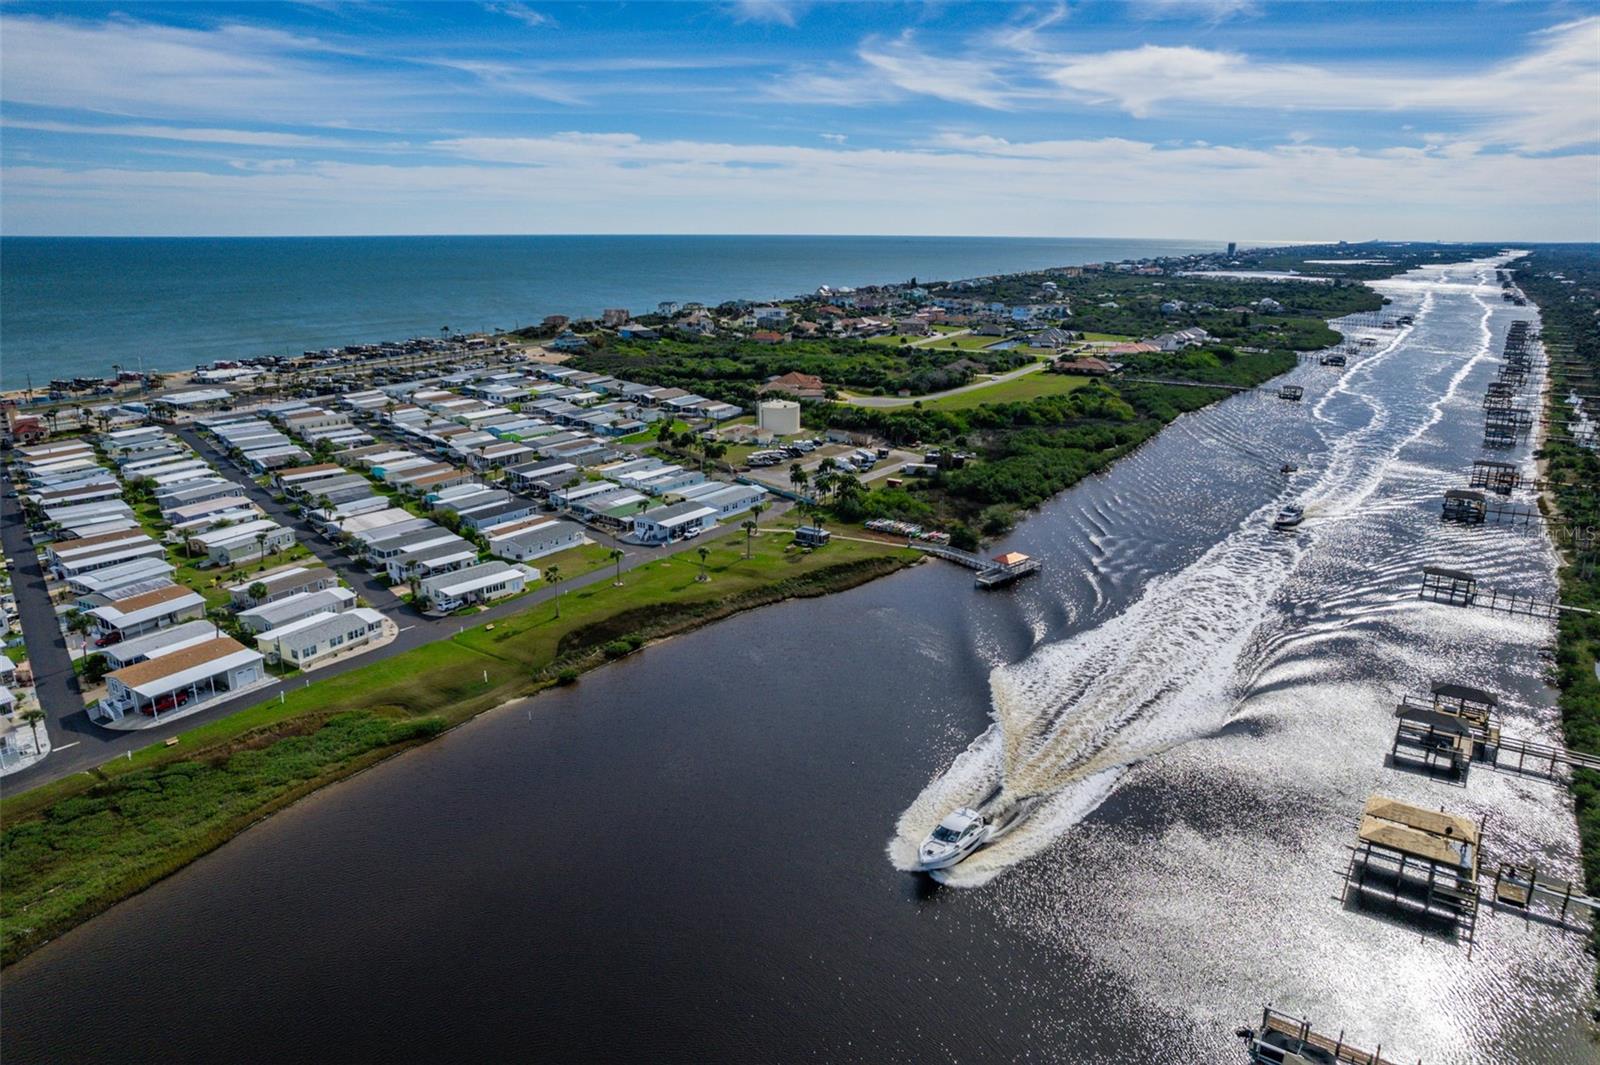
[
  {"left": 2, "top": 257, "right": 1592, "bottom": 1063},
  {"left": 0, "top": 235, "right": 1227, "bottom": 388}
]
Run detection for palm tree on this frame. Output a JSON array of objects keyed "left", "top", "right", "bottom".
[
  {"left": 789, "top": 463, "right": 808, "bottom": 497},
  {"left": 315, "top": 495, "right": 334, "bottom": 519},
  {"left": 545, "top": 565, "right": 563, "bottom": 618},
  {"left": 21, "top": 709, "right": 46, "bottom": 754},
  {"left": 610, "top": 548, "right": 625, "bottom": 586},
  {"left": 750, "top": 502, "right": 766, "bottom": 530},
  {"left": 255, "top": 531, "right": 269, "bottom": 564},
  {"left": 695, "top": 546, "right": 710, "bottom": 582},
  {"left": 741, "top": 519, "right": 757, "bottom": 559}
]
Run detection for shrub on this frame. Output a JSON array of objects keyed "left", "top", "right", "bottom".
[{"left": 555, "top": 668, "right": 580, "bottom": 685}]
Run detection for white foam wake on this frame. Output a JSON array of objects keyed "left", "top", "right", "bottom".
[{"left": 890, "top": 262, "right": 1510, "bottom": 885}]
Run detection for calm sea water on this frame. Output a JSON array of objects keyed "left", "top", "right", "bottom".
[
  {"left": 0, "top": 235, "right": 1226, "bottom": 388},
  {"left": 3, "top": 256, "right": 1590, "bottom": 1062}
]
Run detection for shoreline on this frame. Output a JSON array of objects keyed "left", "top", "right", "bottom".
[
  {"left": 1, "top": 254, "right": 1406, "bottom": 968},
  {"left": 0, "top": 544, "right": 917, "bottom": 967}
]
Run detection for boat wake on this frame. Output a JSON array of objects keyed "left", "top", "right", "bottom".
[{"left": 890, "top": 265, "right": 1513, "bottom": 887}]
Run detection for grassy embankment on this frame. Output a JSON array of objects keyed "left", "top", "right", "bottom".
[
  {"left": 1512, "top": 249, "right": 1600, "bottom": 984},
  {"left": 0, "top": 526, "right": 915, "bottom": 967}
]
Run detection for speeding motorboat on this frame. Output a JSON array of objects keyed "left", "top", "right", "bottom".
[
  {"left": 1279, "top": 462, "right": 1298, "bottom": 475},
  {"left": 915, "top": 808, "right": 991, "bottom": 870},
  {"left": 912, "top": 793, "right": 1042, "bottom": 873},
  {"left": 1272, "top": 504, "right": 1305, "bottom": 530}
]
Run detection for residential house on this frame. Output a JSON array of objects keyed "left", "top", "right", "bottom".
[
  {"left": 631, "top": 501, "right": 717, "bottom": 544},
  {"left": 101, "top": 636, "right": 266, "bottom": 720},
  {"left": 417, "top": 560, "right": 530, "bottom": 612},
  {"left": 89, "top": 585, "right": 206, "bottom": 641},
  {"left": 255, "top": 608, "right": 389, "bottom": 668}
]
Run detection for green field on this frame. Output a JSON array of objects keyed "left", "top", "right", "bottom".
[
  {"left": 866, "top": 332, "right": 1006, "bottom": 353},
  {"left": 917, "top": 371, "right": 1095, "bottom": 411},
  {"left": 0, "top": 524, "right": 916, "bottom": 966}
]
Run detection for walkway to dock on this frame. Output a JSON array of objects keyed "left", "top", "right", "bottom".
[{"left": 911, "top": 543, "right": 1041, "bottom": 587}]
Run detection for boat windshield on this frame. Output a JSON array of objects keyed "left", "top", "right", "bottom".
[{"left": 930, "top": 824, "right": 965, "bottom": 843}]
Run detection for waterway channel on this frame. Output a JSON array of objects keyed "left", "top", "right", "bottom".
[{"left": 2, "top": 256, "right": 1592, "bottom": 1063}]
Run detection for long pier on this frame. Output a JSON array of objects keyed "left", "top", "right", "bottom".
[
  {"left": 1416, "top": 566, "right": 1595, "bottom": 618},
  {"left": 911, "top": 543, "right": 1041, "bottom": 587},
  {"left": 1118, "top": 376, "right": 1305, "bottom": 401}
]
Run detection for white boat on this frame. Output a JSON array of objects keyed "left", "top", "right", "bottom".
[
  {"left": 915, "top": 808, "right": 991, "bottom": 870},
  {"left": 913, "top": 794, "right": 1041, "bottom": 872},
  {"left": 1272, "top": 504, "right": 1304, "bottom": 530}
]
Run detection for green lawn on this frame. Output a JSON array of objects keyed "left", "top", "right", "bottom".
[
  {"left": 918, "top": 371, "right": 1095, "bottom": 411},
  {"left": 921, "top": 334, "right": 1009, "bottom": 352},
  {"left": 865, "top": 332, "right": 1006, "bottom": 353},
  {"left": 619, "top": 419, "right": 690, "bottom": 444},
  {"left": 532, "top": 541, "right": 614, "bottom": 580},
  {"left": 1081, "top": 332, "right": 1133, "bottom": 342},
  {"left": 171, "top": 544, "right": 316, "bottom": 609}
]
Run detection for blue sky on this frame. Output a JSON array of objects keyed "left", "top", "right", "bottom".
[{"left": 2, "top": 1, "right": 1596, "bottom": 239}]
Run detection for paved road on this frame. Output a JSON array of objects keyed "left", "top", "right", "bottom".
[
  {"left": 843, "top": 359, "right": 1047, "bottom": 408},
  {"left": 0, "top": 470, "right": 101, "bottom": 760},
  {"left": 905, "top": 328, "right": 973, "bottom": 347},
  {"left": 3, "top": 436, "right": 768, "bottom": 791}
]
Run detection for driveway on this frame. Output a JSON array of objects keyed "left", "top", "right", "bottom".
[{"left": 0, "top": 469, "right": 97, "bottom": 764}]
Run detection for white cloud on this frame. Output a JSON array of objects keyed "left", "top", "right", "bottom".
[
  {"left": 1130, "top": 0, "right": 1261, "bottom": 22},
  {"left": 1037, "top": 17, "right": 1600, "bottom": 151},
  {"left": 14, "top": 129, "right": 1582, "bottom": 238},
  {"left": 0, "top": 118, "right": 387, "bottom": 150},
  {"left": 0, "top": 14, "right": 387, "bottom": 122},
  {"left": 729, "top": 1, "right": 802, "bottom": 27},
  {"left": 857, "top": 32, "right": 1019, "bottom": 109},
  {"left": 819, "top": 133, "right": 847, "bottom": 143},
  {"left": 487, "top": 3, "right": 554, "bottom": 29}
]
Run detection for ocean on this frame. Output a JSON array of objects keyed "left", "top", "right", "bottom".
[{"left": 0, "top": 235, "right": 1228, "bottom": 389}]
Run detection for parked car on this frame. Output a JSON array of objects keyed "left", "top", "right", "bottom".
[
  {"left": 142, "top": 689, "right": 193, "bottom": 715},
  {"left": 94, "top": 630, "right": 124, "bottom": 647}
]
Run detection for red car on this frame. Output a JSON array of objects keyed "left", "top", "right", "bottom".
[
  {"left": 140, "top": 690, "right": 193, "bottom": 716},
  {"left": 93, "top": 630, "right": 124, "bottom": 647}
]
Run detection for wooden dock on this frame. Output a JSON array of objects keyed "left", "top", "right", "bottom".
[
  {"left": 1490, "top": 861, "right": 1600, "bottom": 923},
  {"left": 1247, "top": 1005, "right": 1415, "bottom": 1065},
  {"left": 911, "top": 543, "right": 1041, "bottom": 588},
  {"left": 1416, "top": 567, "right": 1594, "bottom": 618},
  {"left": 1117, "top": 376, "right": 1308, "bottom": 402},
  {"left": 1344, "top": 795, "right": 1483, "bottom": 952}
]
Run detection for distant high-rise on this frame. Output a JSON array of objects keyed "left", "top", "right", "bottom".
[{"left": 1227, "top": 241, "right": 1237, "bottom": 258}]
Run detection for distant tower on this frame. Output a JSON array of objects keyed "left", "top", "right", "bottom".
[{"left": 1226, "top": 242, "right": 1237, "bottom": 258}]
